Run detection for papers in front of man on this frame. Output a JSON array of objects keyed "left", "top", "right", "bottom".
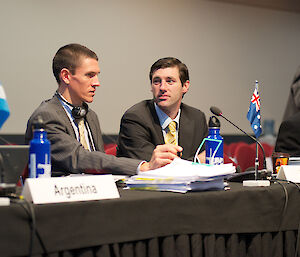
[{"left": 126, "top": 158, "right": 236, "bottom": 193}]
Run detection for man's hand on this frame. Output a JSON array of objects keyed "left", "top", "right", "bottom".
[{"left": 140, "top": 144, "right": 183, "bottom": 171}]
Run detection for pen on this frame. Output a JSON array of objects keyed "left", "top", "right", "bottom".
[{"left": 19, "top": 176, "right": 24, "bottom": 187}]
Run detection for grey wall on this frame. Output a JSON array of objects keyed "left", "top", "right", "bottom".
[{"left": 1, "top": 0, "right": 300, "bottom": 135}]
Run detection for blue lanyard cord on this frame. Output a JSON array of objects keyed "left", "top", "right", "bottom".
[{"left": 57, "top": 98, "right": 80, "bottom": 136}]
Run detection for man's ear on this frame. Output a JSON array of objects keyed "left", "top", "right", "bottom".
[
  {"left": 182, "top": 80, "right": 190, "bottom": 94},
  {"left": 60, "top": 68, "right": 71, "bottom": 85}
]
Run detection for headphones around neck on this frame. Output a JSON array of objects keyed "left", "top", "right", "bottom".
[
  {"left": 55, "top": 92, "right": 88, "bottom": 119},
  {"left": 72, "top": 103, "right": 88, "bottom": 119}
]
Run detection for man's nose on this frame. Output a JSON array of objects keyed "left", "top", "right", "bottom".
[
  {"left": 160, "top": 80, "right": 167, "bottom": 90},
  {"left": 93, "top": 76, "right": 100, "bottom": 87}
]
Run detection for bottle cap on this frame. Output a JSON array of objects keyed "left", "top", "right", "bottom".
[
  {"left": 32, "top": 115, "right": 45, "bottom": 130},
  {"left": 208, "top": 116, "right": 220, "bottom": 128}
]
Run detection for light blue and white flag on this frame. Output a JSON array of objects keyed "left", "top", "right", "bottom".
[{"left": 0, "top": 83, "right": 10, "bottom": 129}]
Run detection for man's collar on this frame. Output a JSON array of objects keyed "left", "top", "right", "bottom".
[
  {"left": 154, "top": 102, "right": 181, "bottom": 130},
  {"left": 57, "top": 92, "right": 73, "bottom": 109}
]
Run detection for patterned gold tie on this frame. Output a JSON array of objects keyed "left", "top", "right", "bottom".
[
  {"left": 165, "top": 121, "right": 177, "bottom": 145},
  {"left": 77, "top": 118, "right": 89, "bottom": 150}
]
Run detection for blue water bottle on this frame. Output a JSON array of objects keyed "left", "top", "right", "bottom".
[
  {"left": 29, "top": 116, "right": 51, "bottom": 178},
  {"left": 205, "top": 116, "right": 224, "bottom": 165}
]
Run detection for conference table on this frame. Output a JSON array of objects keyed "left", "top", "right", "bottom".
[{"left": 0, "top": 181, "right": 299, "bottom": 257}]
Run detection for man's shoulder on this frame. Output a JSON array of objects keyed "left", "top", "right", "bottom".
[
  {"left": 30, "top": 96, "right": 59, "bottom": 116},
  {"left": 120, "top": 100, "right": 156, "bottom": 125},
  {"left": 25, "top": 96, "right": 61, "bottom": 141}
]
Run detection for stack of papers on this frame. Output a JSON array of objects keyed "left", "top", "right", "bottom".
[
  {"left": 288, "top": 157, "right": 300, "bottom": 166},
  {"left": 126, "top": 159, "right": 236, "bottom": 193}
]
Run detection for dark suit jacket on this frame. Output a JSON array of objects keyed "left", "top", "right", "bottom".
[
  {"left": 116, "top": 100, "right": 208, "bottom": 161},
  {"left": 25, "top": 95, "right": 140, "bottom": 176},
  {"left": 275, "top": 111, "right": 300, "bottom": 156},
  {"left": 282, "top": 66, "right": 300, "bottom": 121}
]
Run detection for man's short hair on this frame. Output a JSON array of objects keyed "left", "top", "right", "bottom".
[
  {"left": 52, "top": 43, "right": 98, "bottom": 84},
  {"left": 149, "top": 57, "right": 189, "bottom": 86}
]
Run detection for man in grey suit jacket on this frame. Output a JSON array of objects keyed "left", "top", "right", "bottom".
[
  {"left": 25, "top": 44, "right": 181, "bottom": 176},
  {"left": 117, "top": 57, "right": 208, "bottom": 162}
]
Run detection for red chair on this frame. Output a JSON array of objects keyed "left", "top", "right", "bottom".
[
  {"left": 223, "top": 143, "right": 229, "bottom": 157},
  {"left": 235, "top": 144, "right": 264, "bottom": 172},
  {"left": 104, "top": 143, "right": 117, "bottom": 156},
  {"left": 250, "top": 142, "right": 274, "bottom": 157},
  {"left": 228, "top": 142, "right": 248, "bottom": 158},
  {"left": 262, "top": 143, "right": 274, "bottom": 157},
  {"left": 228, "top": 142, "right": 239, "bottom": 157},
  {"left": 234, "top": 142, "right": 249, "bottom": 158},
  {"left": 224, "top": 153, "right": 238, "bottom": 168}
]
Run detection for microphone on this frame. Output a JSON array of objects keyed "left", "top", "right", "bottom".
[{"left": 210, "top": 106, "right": 266, "bottom": 170}]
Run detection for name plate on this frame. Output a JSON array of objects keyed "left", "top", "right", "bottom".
[
  {"left": 277, "top": 165, "right": 300, "bottom": 183},
  {"left": 22, "top": 174, "right": 120, "bottom": 204}
]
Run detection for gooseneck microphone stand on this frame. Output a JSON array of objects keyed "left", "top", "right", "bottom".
[{"left": 210, "top": 106, "right": 267, "bottom": 181}]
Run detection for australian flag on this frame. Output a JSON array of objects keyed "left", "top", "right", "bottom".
[
  {"left": 0, "top": 83, "right": 10, "bottom": 129},
  {"left": 247, "top": 81, "right": 262, "bottom": 138}
]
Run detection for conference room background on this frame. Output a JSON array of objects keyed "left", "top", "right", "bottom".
[{"left": 1, "top": 0, "right": 300, "bottom": 137}]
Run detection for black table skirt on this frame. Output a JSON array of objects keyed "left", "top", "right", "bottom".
[
  {"left": 0, "top": 182, "right": 299, "bottom": 257},
  {"left": 35, "top": 231, "right": 300, "bottom": 257}
]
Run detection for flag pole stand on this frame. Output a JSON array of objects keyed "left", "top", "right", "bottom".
[
  {"left": 255, "top": 142, "right": 259, "bottom": 180},
  {"left": 244, "top": 81, "right": 270, "bottom": 187},
  {"left": 243, "top": 142, "right": 270, "bottom": 187}
]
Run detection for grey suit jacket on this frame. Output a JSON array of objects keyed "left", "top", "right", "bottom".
[
  {"left": 116, "top": 99, "right": 208, "bottom": 161},
  {"left": 25, "top": 95, "right": 140, "bottom": 176}
]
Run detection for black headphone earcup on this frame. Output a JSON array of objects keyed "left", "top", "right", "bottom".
[{"left": 72, "top": 104, "right": 88, "bottom": 119}]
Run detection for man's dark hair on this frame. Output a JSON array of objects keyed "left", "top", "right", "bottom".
[
  {"left": 52, "top": 43, "right": 98, "bottom": 84},
  {"left": 149, "top": 57, "right": 189, "bottom": 86}
]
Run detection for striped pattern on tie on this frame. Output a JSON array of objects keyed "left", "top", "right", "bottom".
[
  {"left": 165, "top": 121, "right": 177, "bottom": 145},
  {"left": 77, "top": 118, "right": 89, "bottom": 150}
]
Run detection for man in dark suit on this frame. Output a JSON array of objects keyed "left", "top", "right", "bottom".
[
  {"left": 275, "top": 111, "right": 300, "bottom": 156},
  {"left": 25, "top": 44, "right": 181, "bottom": 176},
  {"left": 282, "top": 66, "right": 300, "bottom": 121},
  {"left": 117, "top": 57, "right": 208, "bottom": 162}
]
